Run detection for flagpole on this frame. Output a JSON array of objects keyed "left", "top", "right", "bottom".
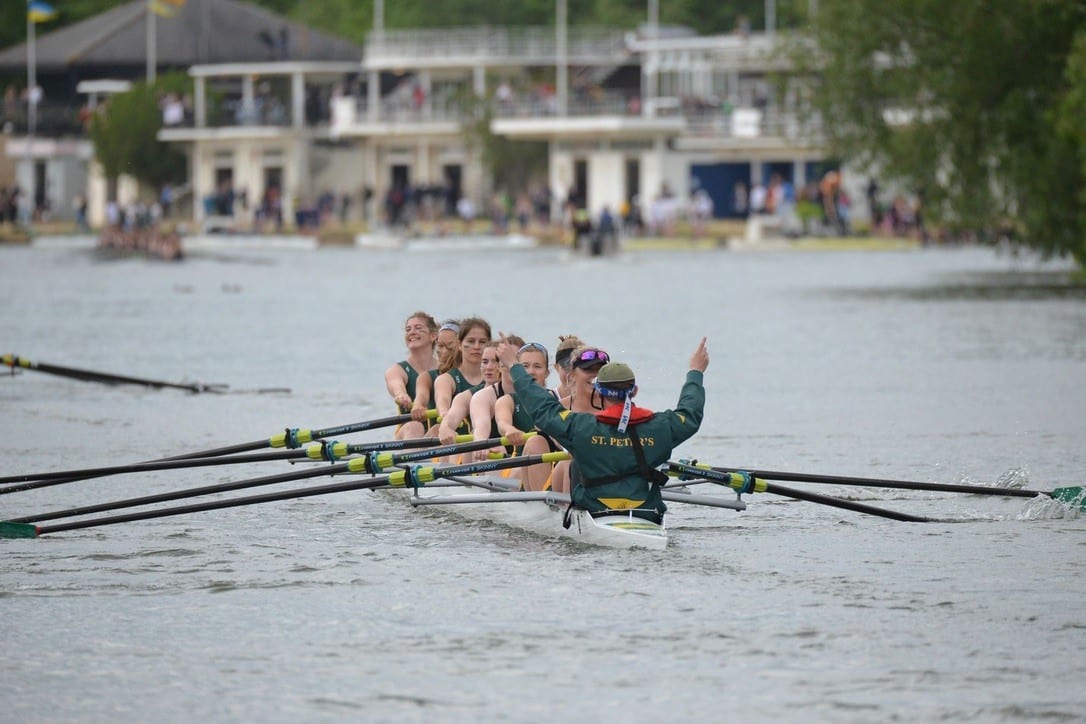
[
  {"left": 25, "top": 9, "right": 35, "bottom": 231},
  {"left": 147, "top": 0, "right": 157, "bottom": 83}
]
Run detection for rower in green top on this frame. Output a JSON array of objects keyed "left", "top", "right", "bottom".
[{"left": 499, "top": 336, "right": 709, "bottom": 522}]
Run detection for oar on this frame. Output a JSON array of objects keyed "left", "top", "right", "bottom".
[
  {"left": 5, "top": 434, "right": 530, "bottom": 523},
  {"left": 6, "top": 410, "right": 444, "bottom": 491},
  {"left": 668, "top": 461, "right": 934, "bottom": 523},
  {"left": 158, "top": 409, "right": 440, "bottom": 460},
  {"left": 706, "top": 464, "right": 1086, "bottom": 512},
  {"left": 0, "top": 435, "right": 461, "bottom": 494},
  {"left": 0, "top": 451, "right": 570, "bottom": 538},
  {"left": 3, "top": 354, "right": 215, "bottom": 393}
]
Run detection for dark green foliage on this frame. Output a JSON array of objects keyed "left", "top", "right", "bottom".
[
  {"left": 87, "top": 74, "right": 188, "bottom": 195},
  {"left": 809, "top": 0, "right": 1086, "bottom": 263}
]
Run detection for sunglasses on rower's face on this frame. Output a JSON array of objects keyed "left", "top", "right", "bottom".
[{"left": 572, "top": 348, "right": 609, "bottom": 368}]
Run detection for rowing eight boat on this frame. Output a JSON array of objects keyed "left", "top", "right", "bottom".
[{"left": 383, "top": 473, "right": 748, "bottom": 550}]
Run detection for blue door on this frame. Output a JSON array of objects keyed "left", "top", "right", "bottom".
[{"left": 690, "top": 163, "right": 751, "bottom": 218}]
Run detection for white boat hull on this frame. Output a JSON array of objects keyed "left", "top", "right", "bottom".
[{"left": 387, "top": 476, "right": 669, "bottom": 550}]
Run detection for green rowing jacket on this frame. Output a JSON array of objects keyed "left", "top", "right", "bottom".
[{"left": 509, "top": 364, "right": 705, "bottom": 519}]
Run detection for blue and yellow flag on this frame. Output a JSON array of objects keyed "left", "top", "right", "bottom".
[{"left": 27, "top": 1, "right": 58, "bottom": 23}]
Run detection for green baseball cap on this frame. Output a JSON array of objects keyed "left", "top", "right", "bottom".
[{"left": 596, "top": 362, "right": 635, "bottom": 387}]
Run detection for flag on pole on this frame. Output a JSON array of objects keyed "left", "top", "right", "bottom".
[
  {"left": 150, "top": 0, "right": 185, "bottom": 18},
  {"left": 27, "top": 1, "right": 58, "bottom": 23}
]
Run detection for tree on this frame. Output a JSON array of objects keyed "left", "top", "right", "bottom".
[
  {"left": 806, "top": 0, "right": 1086, "bottom": 264},
  {"left": 87, "top": 76, "right": 188, "bottom": 200},
  {"left": 455, "top": 86, "right": 549, "bottom": 200}
]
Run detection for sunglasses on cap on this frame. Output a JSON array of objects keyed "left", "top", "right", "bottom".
[{"left": 572, "top": 348, "right": 609, "bottom": 368}]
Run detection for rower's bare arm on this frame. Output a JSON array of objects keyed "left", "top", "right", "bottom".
[
  {"left": 494, "top": 395, "right": 526, "bottom": 447},
  {"left": 411, "top": 373, "right": 432, "bottom": 421},
  {"left": 384, "top": 365, "right": 411, "bottom": 411},
  {"left": 469, "top": 388, "right": 496, "bottom": 441},
  {"left": 689, "top": 336, "right": 709, "bottom": 373},
  {"left": 434, "top": 373, "right": 455, "bottom": 416}
]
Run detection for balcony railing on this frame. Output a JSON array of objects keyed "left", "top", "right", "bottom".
[
  {"left": 2, "top": 101, "right": 90, "bottom": 137},
  {"left": 365, "top": 26, "right": 629, "bottom": 65}
]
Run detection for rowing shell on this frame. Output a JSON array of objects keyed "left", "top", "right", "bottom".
[
  {"left": 384, "top": 474, "right": 746, "bottom": 550},
  {"left": 379, "top": 475, "right": 665, "bottom": 549}
]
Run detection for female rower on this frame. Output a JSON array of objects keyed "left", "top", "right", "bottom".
[
  {"left": 431, "top": 317, "right": 492, "bottom": 437},
  {"left": 563, "top": 345, "right": 610, "bottom": 413},
  {"left": 553, "top": 334, "right": 584, "bottom": 400},
  {"left": 435, "top": 319, "right": 461, "bottom": 360},
  {"left": 384, "top": 311, "right": 438, "bottom": 439},
  {"left": 411, "top": 318, "right": 461, "bottom": 429},
  {"left": 494, "top": 341, "right": 560, "bottom": 490},
  {"left": 436, "top": 335, "right": 524, "bottom": 447},
  {"left": 550, "top": 345, "right": 611, "bottom": 492}
]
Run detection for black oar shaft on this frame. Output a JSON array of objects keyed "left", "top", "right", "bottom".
[
  {"left": 0, "top": 435, "right": 442, "bottom": 491},
  {"left": 0, "top": 450, "right": 310, "bottom": 492},
  {"left": 9, "top": 462, "right": 351, "bottom": 524},
  {"left": 710, "top": 466, "right": 1044, "bottom": 499},
  {"left": 9, "top": 437, "right": 540, "bottom": 524},
  {"left": 35, "top": 474, "right": 389, "bottom": 535},
  {"left": 762, "top": 482, "right": 934, "bottom": 523},
  {"left": 669, "top": 461, "right": 933, "bottom": 523},
  {"left": 158, "top": 412, "right": 428, "bottom": 461},
  {"left": 4, "top": 355, "right": 204, "bottom": 392},
  {"left": 25, "top": 451, "right": 568, "bottom": 536}
]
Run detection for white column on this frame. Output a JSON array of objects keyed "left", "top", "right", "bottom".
[
  {"left": 368, "top": 70, "right": 380, "bottom": 122},
  {"left": 242, "top": 75, "right": 255, "bottom": 124},
  {"left": 473, "top": 66, "right": 486, "bottom": 97},
  {"left": 291, "top": 72, "right": 305, "bottom": 128},
  {"left": 195, "top": 77, "right": 206, "bottom": 127}
]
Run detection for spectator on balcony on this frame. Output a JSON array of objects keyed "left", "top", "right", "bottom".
[
  {"left": 412, "top": 81, "right": 426, "bottom": 114},
  {"left": 162, "top": 93, "right": 184, "bottom": 127},
  {"left": 736, "top": 15, "right": 752, "bottom": 38},
  {"left": 496, "top": 80, "right": 513, "bottom": 109},
  {"left": 3, "top": 85, "right": 17, "bottom": 124}
]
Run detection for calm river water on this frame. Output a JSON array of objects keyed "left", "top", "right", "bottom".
[{"left": 1, "top": 240, "right": 1084, "bottom": 722}]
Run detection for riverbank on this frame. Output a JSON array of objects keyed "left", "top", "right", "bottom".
[{"left": 1, "top": 218, "right": 929, "bottom": 252}]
